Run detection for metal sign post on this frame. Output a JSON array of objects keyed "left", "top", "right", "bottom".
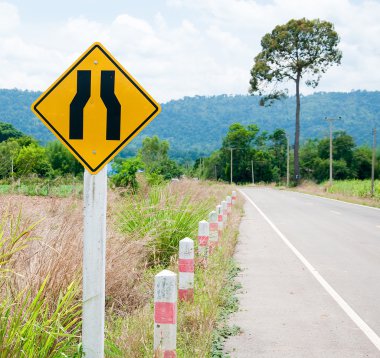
[{"left": 82, "top": 168, "right": 107, "bottom": 356}]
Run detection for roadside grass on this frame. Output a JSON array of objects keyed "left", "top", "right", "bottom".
[
  {"left": 290, "top": 179, "right": 380, "bottom": 208},
  {"left": 326, "top": 179, "right": 380, "bottom": 199},
  {"left": 0, "top": 179, "right": 243, "bottom": 357},
  {"left": 117, "top": 182, "right": 216, "bottom": 265},
  {"left": 107, "top": 182, "right": 243, "bottom": 357},
  {"left": 0, "top": 176, "right": 82, "bottom": 197},
  {"left": 0, "top": 210, "right": 82, "bottom": 356}
]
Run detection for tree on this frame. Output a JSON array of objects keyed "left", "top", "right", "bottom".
[
  {"left": 249, "top": 18, "right": 342, "bottom": 184},
  {"left": 352, "top": 147, "right": 372, "bottom": 179},
  {"left": 111, "top": 157, "right": 141, "bottom": 191},
  {"left": 220, "top": 123, "right": 259, "bottom": 183},
  {"left": 138, "top": 135, "right": 182, "bottom": 181},
  {"left": 268, "top": 129, "right": 287, "bottom": 180},
  {"left": 15, "top": 144, "right": 52, "bottom": 177},
  {"left": 0, "top": 122, "right": 24, "bottom": 142},
  {"left": 138, "top": 136, "right": 169, "bottom": 173},
  {"left": 46, "top": 141, "right": 83, "bottom": 176}
]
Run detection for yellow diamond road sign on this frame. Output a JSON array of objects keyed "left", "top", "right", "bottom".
[{"left": 31, "top": 42, "right": 161, "bottom": 174}]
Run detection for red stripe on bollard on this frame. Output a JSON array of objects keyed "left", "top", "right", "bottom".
[
  {"left": 179, "top": 258, "right": 194, "bottom": 272},
  {"left": 154, "top": 302, "right": 177, "bottom": 324},
  {"left": 210, "top": 222, "right": 218, "bottom": 231},
  {"left": 178, "top": 288, "right": 194, "bottom": 301},
  {"left": 198, "top": 235, "right": 208, "bottom": 246}
]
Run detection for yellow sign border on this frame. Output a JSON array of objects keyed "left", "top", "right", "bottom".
[{"left": 31, "top": 42, "right": 161, "bottom": 174}]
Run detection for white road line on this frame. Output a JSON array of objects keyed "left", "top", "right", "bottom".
[
  {"left": 330, "top": 210, "right": 341, "bottom": 215},
  {"left": 239, "top": 189, "right": 380, "bottom": 352}
]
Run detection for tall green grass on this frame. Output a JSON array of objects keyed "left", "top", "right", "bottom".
[
  {"left": 118, "top": 184, "right": 214, "bottom": 265},
  {"left": 326, "top": 179, "right": 380, "bottom": 199},
  {"left": 0, "top": 280, "right": 82, "bottom": 357},
  {"left": 0, "top": 211, "right": 82, "bottom": 357}
]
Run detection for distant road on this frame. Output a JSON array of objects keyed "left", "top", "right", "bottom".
[{"left": 225, "top": 187, "right": 380, "bottom": 357}]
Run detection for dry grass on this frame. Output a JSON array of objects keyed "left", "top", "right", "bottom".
[{"left": 0, "top": 192, "right": 149, "bottom": 309}]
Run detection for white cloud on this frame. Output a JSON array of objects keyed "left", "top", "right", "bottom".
[
  {"left": 0, "top": 0, "right": 379, "bottom": 101},
  {"left": 0, "top": 2, "right": 19, "bottom": 33}
]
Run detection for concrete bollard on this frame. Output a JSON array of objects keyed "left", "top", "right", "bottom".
[
  {"left": 226, "top": 196, "right": 232, "bottom": 215},
  {"left": 221, "top": 200, "right": 228, "bottom": 223},
  {"left": 154, "top": 270, "right": 177, "bottom": 358},
  {"left": 232, "top": 190, "right": 237, "bottom": 205},
  {"left": 216, "top": 204, "right": 223, "bottom": 240},
  {"left": 178, "top": 238, "right": 194, "bottom": 302},
  {"left": 198, "top": 220, "right": 209, "bottom": 263},
  {"left": 208, "top": 211, "right": 218, "bottom": 254}
]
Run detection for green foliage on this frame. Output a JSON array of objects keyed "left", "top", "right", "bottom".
[
  {"left": 0, "top": 122, "right": 24, "bottom": 142},
  {"left": 117, "top": 185, "right": 212, "bottom": 265},
  {"left": 46, "top": 141, "right": 83, "bottom": 176},
  {"left": 299, "top": 131, "right": 374, "bottom": 182},
  {"left": 138, "top": 135, "right": 183, "bottom": 181},
  {"left": 15, "top": 144, "right": 52, "bottom": 177},
  {"left": 110, "top": 157, "right": 141, "bottom": 191},
  {"left": 0, "top": 279, "right": 82, "bottom": 358},
  {"left": 352, "top": 147, "right": 372, "bottom": 179},
  {"left": 201, "top": 123, "right": 288, "bottom": 184}
]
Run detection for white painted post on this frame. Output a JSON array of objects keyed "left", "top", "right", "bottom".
[
  {"left": 82, "top": 168, "right": 107, "bottom": 357},
  {"left": 208, "top": 211, "right": 218, "bottom": 254},
  {"left": 226, "top": 196, "right": 232, "bottom": 215},
  {"left": 232, "top": 190, "right": 237, "bottom": 205},
  {"left": 154, "top": 270, "right": 177, "bottom": 357},
  {"left": 198, "top": 220, "right": 209, "bottom": 264},
  {"left": 178, "top": 238, "right": 194, "bottom": 302},
  {"left": 216, "top": 204, "right": 223, "bottom": 240},
  {"left": 221, "top": 200, "right": 227, "bottom": 223}
]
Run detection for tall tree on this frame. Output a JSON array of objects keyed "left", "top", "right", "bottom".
[{"left": 249, "top": 18, "right": 342, "bottom": 184}]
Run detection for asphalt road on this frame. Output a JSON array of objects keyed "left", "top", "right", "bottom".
[{"left": 225, "top": 187, "right": 380, "bottom": 357}]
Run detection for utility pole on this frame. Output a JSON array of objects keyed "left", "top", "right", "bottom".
[
  {"left": 251, "top": 160, "right": 254, "bottom": 185},
  {"left": 371, "top": 127, "right": 377, "bottom": 197},
  {"left": 286, "top": 134, "right": 290, "bottom": 187},
  {"left": 325, "top": 117, "right": 342, "bottom": 186},
  {"left": 214, "top": 165, "right": 217, "bottom": 181}
]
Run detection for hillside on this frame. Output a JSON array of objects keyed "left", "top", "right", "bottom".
[{"left": 1, "top": 89, "right": 379, "bottom": 162}]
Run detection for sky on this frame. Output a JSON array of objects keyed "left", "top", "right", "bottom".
[{"left": 1, "top": 0, "right": 380, "bottom": 102}]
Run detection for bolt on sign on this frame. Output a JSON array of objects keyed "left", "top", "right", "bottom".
[{"left": 31, "top": 42, "right": 161, "bottom": 174}]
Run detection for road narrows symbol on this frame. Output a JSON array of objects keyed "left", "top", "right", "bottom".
[
  {"left": 101, "top": 70, "right": 121, "bottom": 140},
  {"left": 70, "top": 70, "right": 91, "bottom": 140}
]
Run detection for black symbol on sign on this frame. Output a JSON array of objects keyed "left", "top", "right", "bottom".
[{"left": 69, "top": 70, "right": 121, "bottom": 140}]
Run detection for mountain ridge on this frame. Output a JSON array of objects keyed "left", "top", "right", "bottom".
[{"left": 1, "top": 89, "right": 379, "bottom": 161}]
